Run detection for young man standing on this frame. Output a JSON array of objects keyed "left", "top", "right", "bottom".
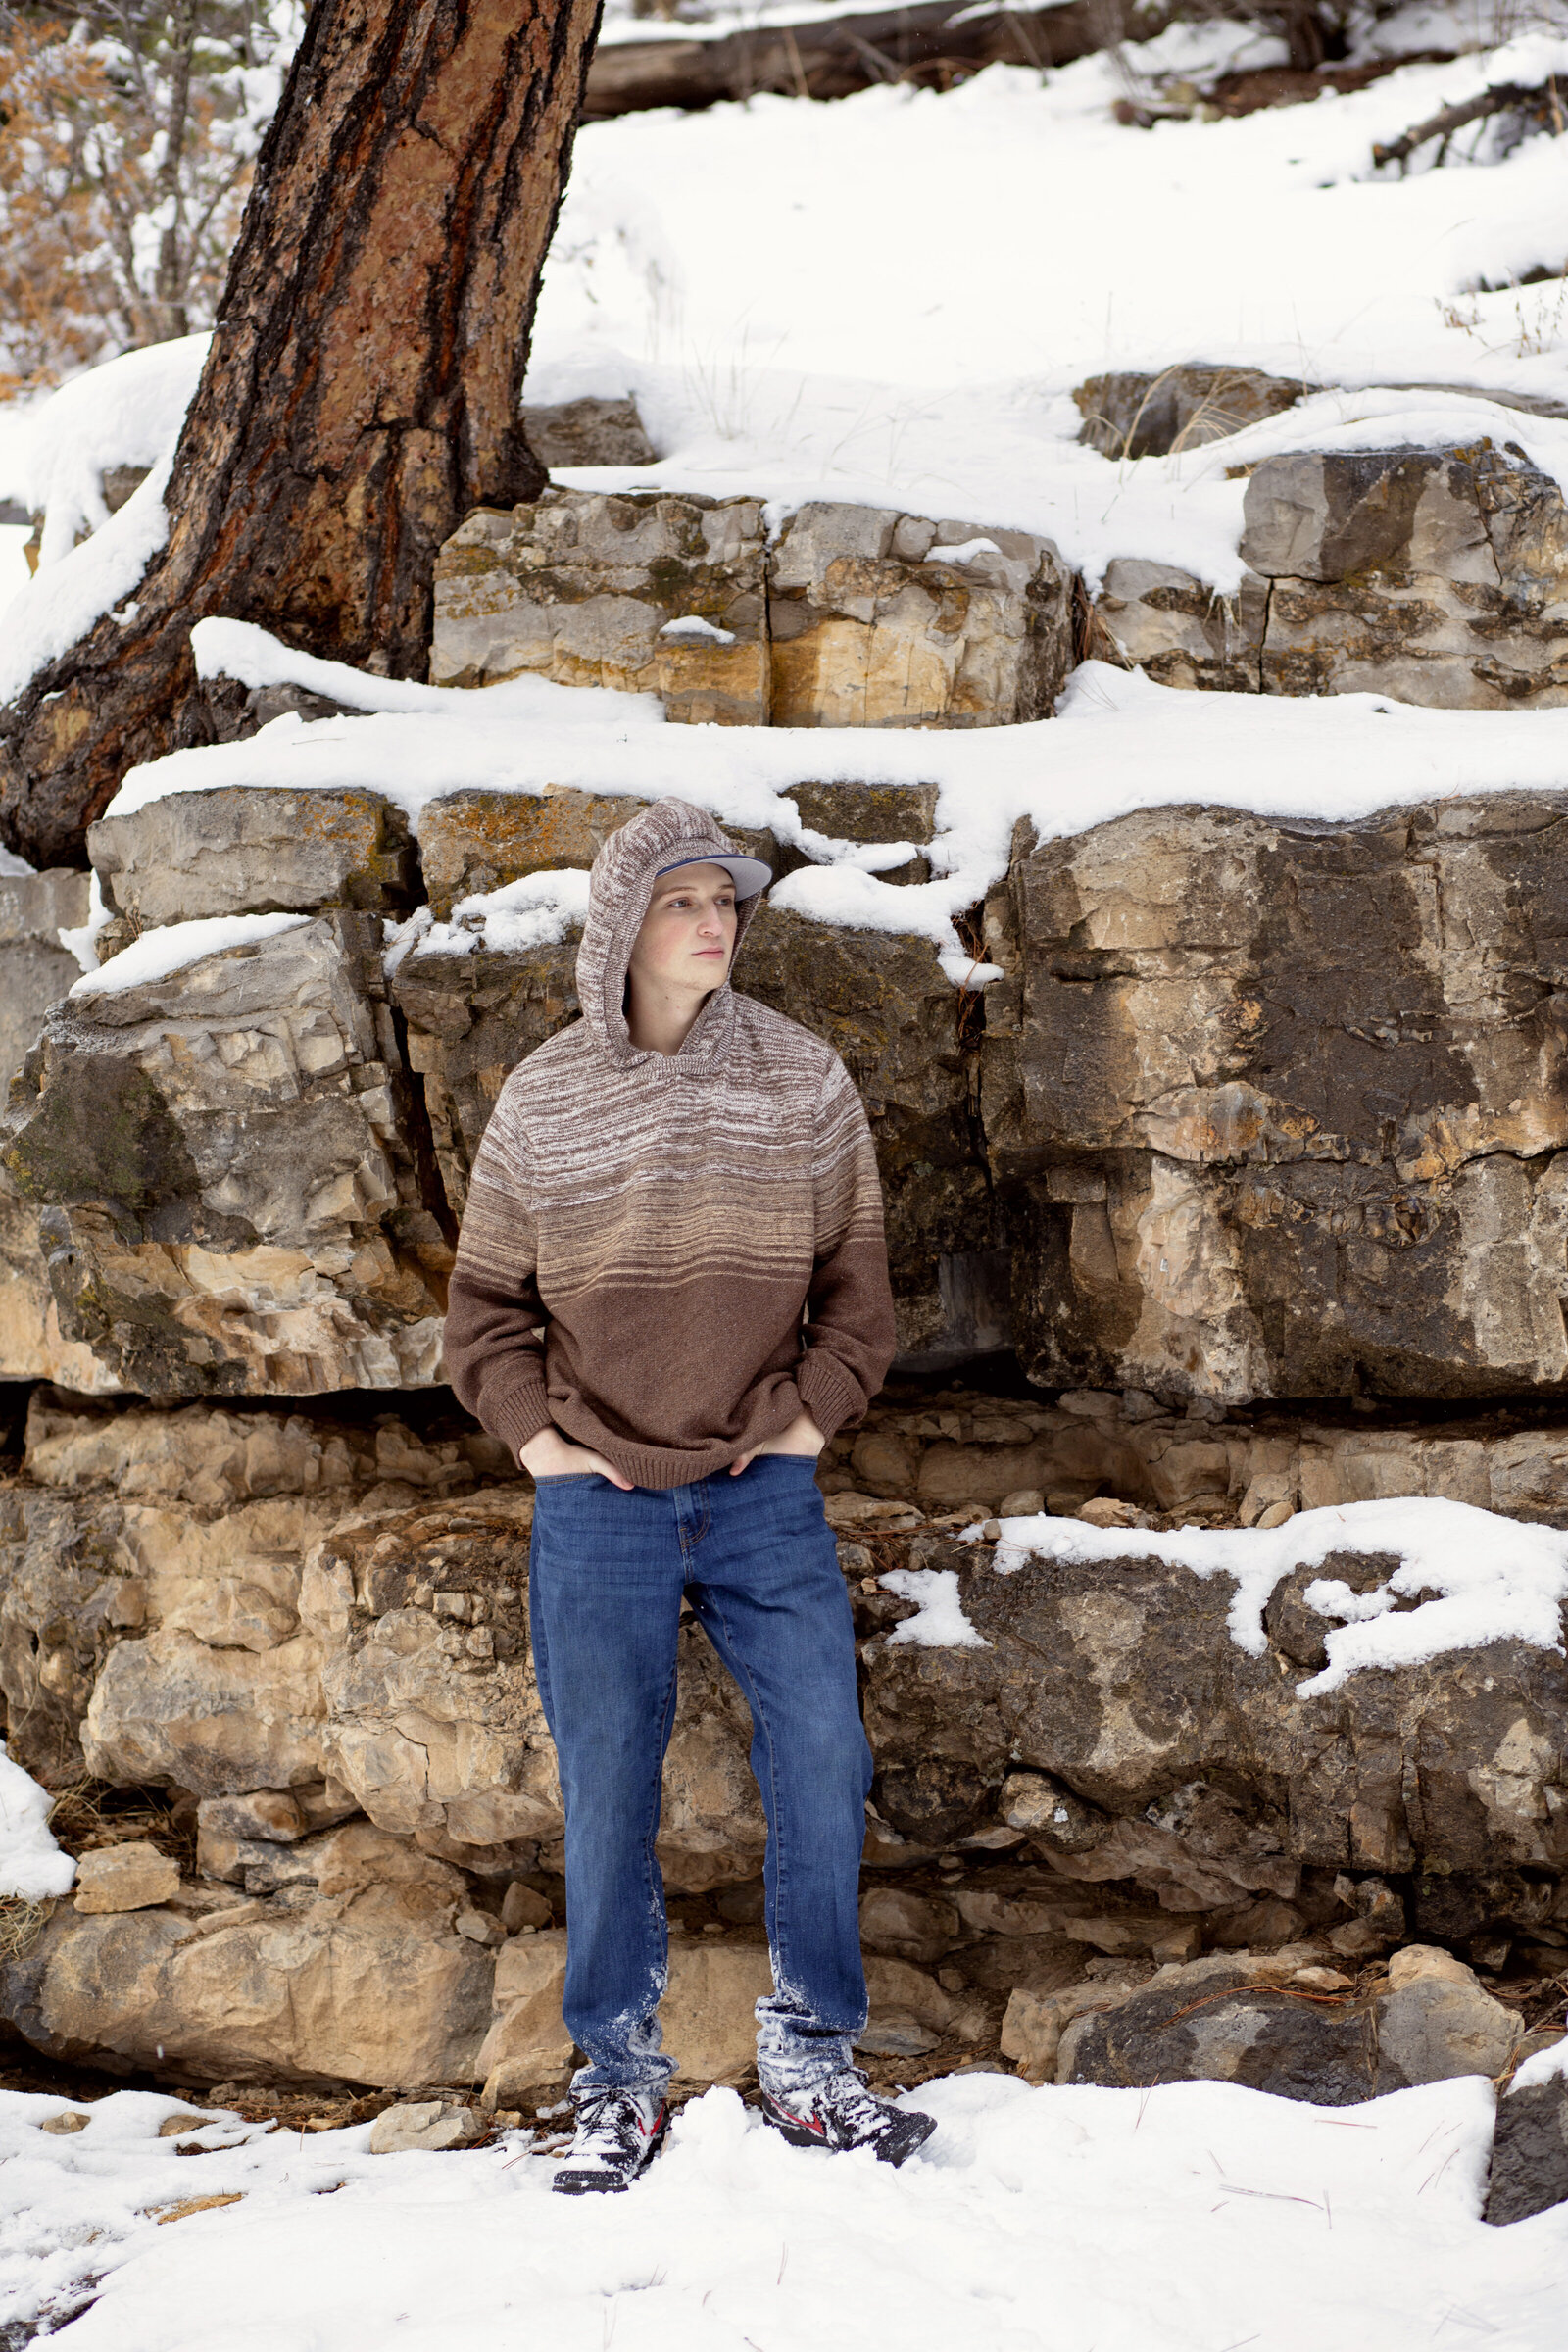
[{"left": 444, "top": 796, "right": 936, "bottom": 2193}]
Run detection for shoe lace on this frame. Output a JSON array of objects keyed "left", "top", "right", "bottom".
[
  {"left": 822, "top": 2067, "right": 890, "bottom": 2132},
  {"left": 571, "top": 2090, "right": 640, "bottom": 2153}
]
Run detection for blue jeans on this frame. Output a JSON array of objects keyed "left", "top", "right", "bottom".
[{"left": 526, "top": 1454, "right": 873, "bottom": 2099}]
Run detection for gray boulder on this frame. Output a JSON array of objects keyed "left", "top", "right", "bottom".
[
  {"left": 1059, "top": 1944, "right": 1520, "bottom": 2102},
  {"left": 1487, "top": 2062, "right": 1568, "bottom": 2223},
  {"left": 1245, "top": 446, "right": 1568, "bottom": 710},
  {"left": 88, "top": 787, "right": 416, "bottom": 929},
  {"left": 981, "top": 789, "right": 1568, "bottom": 1403}
]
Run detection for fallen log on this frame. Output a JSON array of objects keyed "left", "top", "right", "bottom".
[
  {"left": 1372, "top": 74, "right": 1563, "bottom": 172},
  {"left": 580, "top": 0, "right": 1164, "bottom": 120}
]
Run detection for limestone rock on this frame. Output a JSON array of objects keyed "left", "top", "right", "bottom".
[
  {"left": 1092, "top": 559, "right": 1265, "bottom": 693},
  {"left": 21, "top": 1390, "right": 500, "bottom": 1510},
  {"left": 834, "top": 1378, "right": 1568, "bottom": 1530},
  {"left": 0, "top": 913, "right": 448, "bottom": 1396},
  {"left": 87, "top": 789, "right": 416, "bottom": 930},
  {"left": 858, "top": 1886, "right": 960, "bottom": 1962},
  {"left": 861, "top": 1531, "right": 1568, "bottom": 1886},
  {"left": 430, "top": 491, "right": 769, "bottom": 721},
  {"left": 0, "top": 1195, "right": 116, "bottom": 1390},
  {"left": 368, "top": 2097, "right": 482, "bottom": 2154},
  {"left": 658, "top": 1939, "right": 776, "bottom": 2083},
  {"left": 0, "top": 866, "right": 88, "bottom": 1093},
  {"left": 302, "top": 1489, "right": 766, "bottom": 1883},
  {"left": 196, "top": 1791, "right": 307, "bottom": 1844},
  {"left": 1, "top": 1400, "right": 473, "bottom": 1787},
  {"left": 1058, "top": 1944, "right": 1520, "bottom": 2102},
  {"left": 520, "top": 396, "right": 656, "bottom": 470},
  {"left": 84, "top": 1631, "right": 330, "bottom": 1797},
  {"left": 478, "top": 1933, "right": 780, "bottom": 2102},
  {"left": 1245, "top": 447, "right": 1568, "bottom": 709},
  {"left": 500, "top": 1882, "right": 551, "bottom": 1933},
  {"left": 768, "top": 505, "right": 1072, "bottom": 728},
  {"left": 416, "top": 789, "right": 636, "bottom": 923},
  {"left": 981, "top": 792, "right": 1568, "bottom": 1403},
  {"left": 740, "top": 906, "right": 992, "bottom": 1358},
  {"left": 476, "top": 1928, "right": 572, "bottom": 2105},
  {"left": 1377, "top": 1943, "right": 1521, "bottom": 2084},
  {"left": 859, "top": 1952, "right": 982, "bottom": 2053},
  {"left": 1074, "top": 366, "right": 1306, "bottom": 459},
  {"left": 1486, "top": 2063, "right": 1568, "bottom": 2223},
  {"left": 4, "top": 1838, "right": 495, "bottom": 2087},
  {"left": 74, "top": 1842, "right": 179, "bottom": 1913}
]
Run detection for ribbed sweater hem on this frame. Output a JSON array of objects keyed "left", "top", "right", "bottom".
[
  {"left": 796, "top": 1351, "right": 863, "bottom": 1447},
  {"left": 485, "top": 1381, "right": 557, "bottom": 1464}
]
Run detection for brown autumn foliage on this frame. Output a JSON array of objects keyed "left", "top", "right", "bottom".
[{"left": 0, "top": 9, "right": 277, "bottom": 399}]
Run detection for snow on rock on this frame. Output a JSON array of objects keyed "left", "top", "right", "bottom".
[
  {"left": 58, "top": 873, "right": 113, "bottom": 974},
  {"left": 103, "top": 644, "right": 1568, "bottom": 971},
  {"left": 880, "top": 1567, "right": 991, "bottom": 1649},
  {"left": 520, "top": 38, "right": 1568, "bottom": 592},
  {"left": 990, "top": 1495, "right": 1568, "bottom": 1696},
  {"left": 0, "top": 1742, "right": 74, "bottom": 1901},
  {"left": 383, "top": 870, "right": 593, "bottom": 971},
  {"left": 1510, "top": 2036, "right": 1568, "bottom": 2094},
  {"left": 190, "top": 616, "right": 661, "bottom": 728},
  {"left": 68, "top": 912, "right": 311, "bottom": 1001},
  {"left": 0, "top": 2074, "right": 1558, "bottom": 2352}
]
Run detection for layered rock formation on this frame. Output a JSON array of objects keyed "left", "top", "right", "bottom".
[
  {"left": 5, "top": 440, "right": 1568, "bottom": 2181},
  {"left": 7, "top": 1389, "right": 1568, "bottom": 2100},
  {"left": 983, "top": 789, "right": 1568, "bottom": 1402},
  {"left": 1091, "top": 445, "right": 1568, "bottom": 710},
  {"left": 430, "top": 492, "right": 1076, "bottom": 727}
]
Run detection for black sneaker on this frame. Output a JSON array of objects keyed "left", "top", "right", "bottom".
[
  {"left": 552, "top": 2088, "right": 669, "bottom": 2195},
  {"left": 760, "top": 2068, "right": 936, "bottom": 2166}
]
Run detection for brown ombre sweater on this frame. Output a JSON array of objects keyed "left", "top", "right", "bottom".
[{"left": 441, "top": 797, "right": 897, "bottom": 1490}]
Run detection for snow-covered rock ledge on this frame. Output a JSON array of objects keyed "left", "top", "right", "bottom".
[{"left": 859, "top": 1509, "right": 1568, "bottom": 1911}]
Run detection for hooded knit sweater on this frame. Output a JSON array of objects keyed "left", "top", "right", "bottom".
[{"left": 442, "top": 797, "right": 897, "bottom": 1491}]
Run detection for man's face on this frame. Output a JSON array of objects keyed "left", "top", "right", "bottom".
[{"left": 627, "top": 862, "right": 738, "bottom": 997}]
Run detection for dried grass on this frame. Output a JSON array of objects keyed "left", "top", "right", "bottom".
[{"left": 0, "top": 1897, "right": 51, "bottom": 1964}]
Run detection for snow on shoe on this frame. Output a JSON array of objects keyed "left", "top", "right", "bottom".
[
  {"left": 552, "top": 2088, "right": 669, "bottom": 2195},
  {"left": 761, "top": 2068, "right": 936, "bottom": 2166}
]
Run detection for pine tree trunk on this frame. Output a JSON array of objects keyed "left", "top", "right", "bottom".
[{"left": 0, "top": 0, "right": 603, "bottom": 869}]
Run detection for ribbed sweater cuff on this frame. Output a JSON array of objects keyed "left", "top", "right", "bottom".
[
  {"left": 796, "top": 1352, "right": 863, "bottom": 1447},
  {"left": 485, "top": 1380, "right": 557, "bottom": 1465}
]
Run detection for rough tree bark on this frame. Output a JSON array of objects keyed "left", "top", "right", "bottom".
[{"left": 0, "top": 0, "right": 603, "bottom": 869}]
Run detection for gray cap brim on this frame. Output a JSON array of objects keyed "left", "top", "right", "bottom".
[{"left": 656, "top": 852, "right": 772, "bottom": 901}]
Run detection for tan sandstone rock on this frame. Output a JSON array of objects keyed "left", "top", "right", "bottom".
[
  {"left": 368, "top": 2099, "right": 482, "bottom": 2154},
  {"left": 1246, "top": 447, "right": 1568, "bottom": 710},
  {"left": 0, "top": 866, "right": 89, "bottom": 1096},
  {"left": 768, "top": 505, "right": 1072, "bottom": 728},
  {"left": 8, "top": 1836, "right": 495, "bottom": 2088},
  {"left": 74, "top": 1843, "right": 179, "bottom": 1914},
  {"left": 981, "top": 790, "right": 1568, "bottom": 1403},
  {"left": 430, "top": 491, "right": 769, "bottom": 721}
]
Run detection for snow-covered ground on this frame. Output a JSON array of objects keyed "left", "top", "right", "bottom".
[
  {"left": 1, "top": 2069, "right": 1564, "bottom": 2350},
  {"left": 6, "top": 16, "right": 1568, "bottom": 649},
  {"left": 522, "top": 23, "right": 1568, "bottom": 585}
]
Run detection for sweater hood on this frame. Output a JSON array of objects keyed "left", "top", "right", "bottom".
[{"left": 576, "top": 797, "right": 768, "bottom": 1072}]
